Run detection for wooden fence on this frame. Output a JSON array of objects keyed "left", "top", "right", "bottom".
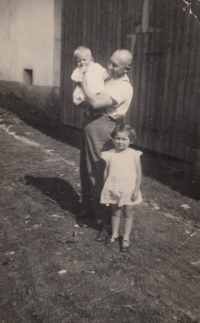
[{"left": 60, "top": 0, "right": 200, "bottom": 163}]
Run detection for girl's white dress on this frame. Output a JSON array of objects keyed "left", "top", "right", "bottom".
[{"left": 100, "top": 148, "right": 142, "bottom": 207}]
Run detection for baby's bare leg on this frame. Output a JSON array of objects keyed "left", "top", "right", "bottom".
[
  {"left": 123, "top": 205, "right": 134, "bottom": 243},
  {"left": 111, "top": 204, "right": 121, "bottom": 237}
]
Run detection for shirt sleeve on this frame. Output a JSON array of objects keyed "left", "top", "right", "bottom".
[{"left": 104, "top": 81, "right": 133, "bottom": 105}]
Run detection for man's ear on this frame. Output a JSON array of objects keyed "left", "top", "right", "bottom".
[
  {"left": 91, "top": 56, "right": 94, "bottom": 62},
  {"left": 126, "top": 64, "right": 131, "bottom": 71},
  {"left": 124, "top": 65, "right": 130, "bottom": 74}
]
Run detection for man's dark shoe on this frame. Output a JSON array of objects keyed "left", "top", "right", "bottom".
[{"left": 95, "top": 226, "right": 109, "bottom": 242}]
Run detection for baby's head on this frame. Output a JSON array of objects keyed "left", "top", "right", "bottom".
[
  {"left": 74, "top": 46, "right": 93, "bottom": 69},
  {"left": 111, "top": 123, "right": 137, "bottom": 150}
]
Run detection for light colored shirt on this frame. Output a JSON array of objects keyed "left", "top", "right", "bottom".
[
  {"left": 101, "top": 74, "right": 133, "bottom": 120},
  {"left": 71, "top": 62, "right": 106, "bottom": 105}
]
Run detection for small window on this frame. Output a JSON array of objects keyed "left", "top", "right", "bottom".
[{"left": 23, "top": 69, "right": 33, "bottom": 85}]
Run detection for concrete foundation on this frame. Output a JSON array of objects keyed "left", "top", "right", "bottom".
[{"left": 0, "top": 81, "right": 60, "bottom": 122}]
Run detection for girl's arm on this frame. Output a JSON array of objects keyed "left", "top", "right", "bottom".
[
  {"left": 131, "top": 156, "right": 142, "bottom": 201},
  {"left": 80, "top": 74, "right": 116, "bottom": 110}
]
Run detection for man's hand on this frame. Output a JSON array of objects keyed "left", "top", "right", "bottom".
[{"left": 131, "top": 190, "right": 139, "bottom": 201}]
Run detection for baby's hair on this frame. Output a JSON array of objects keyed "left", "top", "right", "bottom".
[
  {"left": 74, "top": 46, "right": 92, "bottom": 58},
  {"left": 111, "top": 123, "right": 137, "bottom": 142}
]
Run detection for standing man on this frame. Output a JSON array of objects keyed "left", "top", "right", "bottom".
[{"left": 79, "top": 49, "right": 133, "bottom": 241}]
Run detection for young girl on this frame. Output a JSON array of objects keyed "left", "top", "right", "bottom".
[{"left": 100, "top": 123, "right": 142, "bottom": 252}]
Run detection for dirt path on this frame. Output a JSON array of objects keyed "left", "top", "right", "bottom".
[{"left": 0, "top": 106, "right": 200, "bottom": 323}]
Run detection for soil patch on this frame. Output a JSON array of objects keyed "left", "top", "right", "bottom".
[{"left": 0, "top": 97, "right": 200, "bottom": 323}]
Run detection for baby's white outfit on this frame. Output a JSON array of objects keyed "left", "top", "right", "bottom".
[
  {"left": 100, "top": 148, "right": 142, "bottom": 207},
  {"left": 71, "top": 62, "right": 106, "bottom": 105}
]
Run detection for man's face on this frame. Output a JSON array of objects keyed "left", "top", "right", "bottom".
[
  {"left": 107, "top": 52, "right": 127, "bottom": 79},
  {"left": 75, "top": 52, "right": 92, "bottom": 69}
]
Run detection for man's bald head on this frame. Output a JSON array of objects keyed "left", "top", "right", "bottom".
[
  {"left": 112, "top": 49, "right": 133, "bottom": 69},
  {"left": 107, "top": 49, "right": 133, "bottom": 79}
]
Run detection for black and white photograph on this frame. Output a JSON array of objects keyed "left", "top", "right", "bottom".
[{"left": 0, "top": 1, "right": 200, "bottom": 322}]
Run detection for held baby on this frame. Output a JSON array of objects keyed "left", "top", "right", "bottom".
[{"left": 71, "top": 46, "right": 108, "bottom": 117}]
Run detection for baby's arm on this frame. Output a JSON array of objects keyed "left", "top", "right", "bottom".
[
  {"left": 131, "top": 156, "right": 142, "bottom": 201},
  {"left": 71, "top": 66, "right": 88, "bottom": 82},
  {"left": 79, "top": 65, "right": 87, "bottom": 75}
]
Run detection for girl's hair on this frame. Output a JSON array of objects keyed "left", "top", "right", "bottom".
[
  {"left": 74, "top": 46, "right": 92, "bottom": 58},
  {"left": 111, "top": 123, "right": 137, "bottom": 142}
]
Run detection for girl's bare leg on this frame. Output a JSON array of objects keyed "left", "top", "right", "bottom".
[
  {"left": 123, "top": 205, "right": 134, "bottom": 243},
  {"left": 111, "top": 204, "right": 121, "bottom": 237}
]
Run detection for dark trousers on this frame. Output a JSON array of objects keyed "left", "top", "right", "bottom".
[{"left": 80, "top": 114, "right": 116, "bottom": 223}]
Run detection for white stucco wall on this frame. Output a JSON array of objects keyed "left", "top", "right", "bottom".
[
  {"left": 53, "top": 0, "right": 62, "bottom": 87},
  {"left": 0, "top": 0, "right": 61, "bottom": 87}
]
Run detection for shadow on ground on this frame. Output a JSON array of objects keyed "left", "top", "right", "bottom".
[
  {"left": 1, "top": 94, "right": 199, "bottom": 201},
  {"left": 24, "top": 175, "right": 99, "bottom": 230}
]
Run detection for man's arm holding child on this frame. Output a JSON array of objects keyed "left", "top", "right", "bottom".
[{"left": 80, "top": 74, "right": 116, "bottom": 110}]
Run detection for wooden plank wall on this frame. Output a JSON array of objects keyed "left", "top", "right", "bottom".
[
  {"left": 158, "top": 0, "right": 200, "bottom": 162},
  {"left": 60, "top": 0, "right": 200, "bottom": 162},
  {"left": 123, "top": 0, "right": 200, "bottom": 162},
  {"left": 60, "top": 0, "right": 127, "bottom": 129}
]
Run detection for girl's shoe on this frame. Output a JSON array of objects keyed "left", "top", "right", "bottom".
[
  {"left": 105, "top": 235, "right": 119, "bottom": 246},
  {"left": 120, "top": 240, "right": 129, "bottom": 252}
]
